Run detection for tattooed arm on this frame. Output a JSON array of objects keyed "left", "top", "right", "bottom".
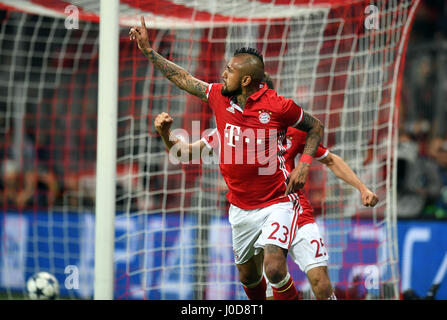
[
  {"left": 295, "top": 112, "right": 324, "bottom": 157},
  {"left": 145, "top": 49, "right": 209, "bottom": 101},
  {"left": 129, "top": 16, "right": 209, "bottom": 102},
  {"left": 285, "top": 112, "right": 324, "bottom": 195}
]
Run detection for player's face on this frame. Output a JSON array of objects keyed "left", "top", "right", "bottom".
[{"left": 221, "top": 57, "right": 243, "bottom": 97}]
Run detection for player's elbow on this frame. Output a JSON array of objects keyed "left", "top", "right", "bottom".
[
  {"left": 320, "top": 152, "right": 335, "bottom": 167},
  {"left": 323, "top": 154, "right": 347, "bottom": 178},
  {"left": 169, "top": 142, "right": 192, "bottom": 163},
  {"left": 314, "top": 118, "right": 324, "bottom": 136},
  {"left": 296, "top": 113, "right": 324, "bottom": 139}
]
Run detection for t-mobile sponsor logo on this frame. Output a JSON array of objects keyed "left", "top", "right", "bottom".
[
  {"left": 224, "top": 123, "right": 241, "bottom": 147},
  {"left": 167, "top": 121, "right": 280, "bottom": 175}
]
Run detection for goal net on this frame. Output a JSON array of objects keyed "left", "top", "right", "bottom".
[{"left": 0, "top": 0, "right": 419, "bottom": 299}]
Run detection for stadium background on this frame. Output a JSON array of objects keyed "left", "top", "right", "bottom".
[{"left": 0, "top": 0, "right": 446, "bottom": 300}]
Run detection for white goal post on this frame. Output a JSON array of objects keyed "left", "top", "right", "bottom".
[{"left": 94, "top": 0, "right": 119, "bottom": 300}]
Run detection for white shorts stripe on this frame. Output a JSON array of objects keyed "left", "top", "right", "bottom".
[{"left": 288, "top": 201, "right": 301, "bottom": 247}]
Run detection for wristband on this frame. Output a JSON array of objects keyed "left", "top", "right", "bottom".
[{"left": 300, "top": 154, "right": 313, "bottom": 164}]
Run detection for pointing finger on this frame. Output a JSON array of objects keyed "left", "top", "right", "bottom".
[{"left": 141, "top": 16, "right": 146, "bottom": 28}]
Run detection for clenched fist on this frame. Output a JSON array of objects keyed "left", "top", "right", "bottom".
[
  {"left": 360, "top": 188, "right": 379, "bottom": 207},
  {"left": 154, "top": 112, "right": 173, "bottom": 136}
]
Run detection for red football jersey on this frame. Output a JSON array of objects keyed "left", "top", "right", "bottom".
[
  {"left": 205, "top": 82, "right": 304, "bottom": 209},
  {"left": 283, "top": 127, "right": 329, "bottom": 227},
  {"left": 203, "top": 126, "right": 330, "bottom": 227}
]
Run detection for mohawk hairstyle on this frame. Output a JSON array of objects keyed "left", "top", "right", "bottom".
[{"left": 233, "top": 47, "right": 264, "bottom": 66}]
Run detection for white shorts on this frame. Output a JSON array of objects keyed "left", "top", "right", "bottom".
[
  {"left": 229, "top": 200, "right": 301, "bottom": 265},
  {"left": 265, "top": 222, "right": 328, "bottom": 297},
  {"left": 288, "top": 222, "right": 328, "bottom": 274}
]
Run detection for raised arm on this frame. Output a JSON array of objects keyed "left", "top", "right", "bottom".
[
  {"left": 154, "top": 112, "right": 207, "bottom": 161},
  {"left": 286, "top": 112, "right": 324, "bottom": 195},
  {"left": 319, "top": 152, "right": 379, "bottom": 207},
  {"left": 130, "top": 16, "right": 209, "bottom": 102}
]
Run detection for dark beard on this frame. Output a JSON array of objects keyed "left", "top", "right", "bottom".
[{"left": 221, "top": 85, "right": 241, "bottom": 97}]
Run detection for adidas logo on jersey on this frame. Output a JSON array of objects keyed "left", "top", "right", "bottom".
[{"left": 226, "top": 106, "right": 235, "bottom": 113}]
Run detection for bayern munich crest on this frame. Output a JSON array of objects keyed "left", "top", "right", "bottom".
[{"left": 258, "top": 110, "right": 271, "bottom": 124}]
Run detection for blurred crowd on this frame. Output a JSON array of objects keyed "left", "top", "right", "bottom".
[{"left": 397, "top": 0, "right": 447, "bottom": 220}]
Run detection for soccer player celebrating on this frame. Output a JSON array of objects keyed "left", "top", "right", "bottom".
[
  {"left": 131, "top": 16, "right": 324, "bottom": 300},
  {"left": 261, "top": 73, "right": 378, "bottom": 299},
  {"left": 154, "top": 108, "right": 378, "bottom": 300},
  {"left": 271, "top": 128, "right": 378, "bottom": 300}
]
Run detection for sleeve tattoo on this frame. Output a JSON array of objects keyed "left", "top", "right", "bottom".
[
  {"left": 295, "top": 112, "right": 324, "bottom": 157},
  {"left": 145, "top": 49, "right": 209, "bottom": 102}
]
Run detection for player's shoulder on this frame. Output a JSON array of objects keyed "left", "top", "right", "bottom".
[
  {"left": 208, "top": 82, "right": 224, "bottom": 93},
  {"left": 211, "top": 82, "right": 224, "bottom": 88},
  {"left": 207, "top": 82, "right": 228, "bottom": 105},
  {"left": 262, "top": 88, "right": 301, "bottom": 112},
  {"left": 263, "top": 87, "right": 290, "bottom": 101},
  {"left": 206, "top": 83, "right": 223, "bottom": 98},
  {"left": 259, "top": 88, "right": 289, "bottom": 111},
  {"left": 262, "top": 87, "right": 281, "bottom": 101}
]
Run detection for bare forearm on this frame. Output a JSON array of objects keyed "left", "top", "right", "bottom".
[
  {"left": 326, "top": 154, "right": 367, "bottom": 192},
  {"left": 142, "top": 48, "right": 208, "bottom": 101},
  {"left": 159, "top": 130, "right": 177, "bottom": 150},
  {"left": 159, "top": 130, "right": 203, "bottom": 161},
  {"left": 160, "top": 130, "right": 187, "bottom": 156}
]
